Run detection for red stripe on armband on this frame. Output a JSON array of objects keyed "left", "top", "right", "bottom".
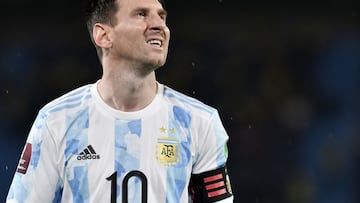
[
  {"left": 208, "top": 188, "right": 227, "bottom": 197},
  {"left": 204, "top": 174, "right": 223, "bottom": 183},
  {"left": 206, "top": 181, "right": 225, "bottom": 190}
]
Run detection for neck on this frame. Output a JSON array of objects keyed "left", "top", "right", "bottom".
[{"left": 97, "top": 61, "right": 158, "bottom": 112}]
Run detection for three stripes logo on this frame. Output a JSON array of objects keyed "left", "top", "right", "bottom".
[{"left": 77, "top": 145, "right": 100, "bottom": 160}]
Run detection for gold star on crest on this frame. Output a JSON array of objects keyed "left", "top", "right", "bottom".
[
  {"left": 160, "top": 127, "right": 167, "bottom": 133},
  {"left": 170, "top": 128, "right": 176, "bottom": 134}
]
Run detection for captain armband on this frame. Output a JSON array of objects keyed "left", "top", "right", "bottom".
[{"left": 189, "top": 166, "right": 233, "bottom": 202}]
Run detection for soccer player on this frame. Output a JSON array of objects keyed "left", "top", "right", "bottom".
[{"left": 6, "top": 0, "right": 233, "bottom": 202}]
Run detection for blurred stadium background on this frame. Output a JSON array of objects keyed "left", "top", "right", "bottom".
[{"left": 1, "top": 0, "right": 359, "bottom": 202}]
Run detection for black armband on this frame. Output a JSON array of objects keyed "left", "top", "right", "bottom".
[{"left": 189, "top": 166, "right": 233, "bottom": 203}]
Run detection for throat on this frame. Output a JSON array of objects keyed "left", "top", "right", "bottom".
[{"left": 97, "top": 78, "right": 157, "bottom": 112}]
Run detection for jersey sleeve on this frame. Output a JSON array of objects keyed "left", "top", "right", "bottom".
[
  {"left": 193, "top": 110, "right": 229, "bottom": 173},
  {"left": 191, "top": 110, "right": 233, "bottom": 202},
  {"left": 7, "top": 111, "right": 62, "bottom": 203}
]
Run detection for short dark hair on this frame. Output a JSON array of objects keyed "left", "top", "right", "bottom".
[{"left": 84, "top": 0, "right": 166, "bottom": 61}]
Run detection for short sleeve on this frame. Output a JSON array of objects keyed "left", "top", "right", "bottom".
[
  {"left": 192, "top": 110, "right": 229, "bottom": 174},
  {"left": 190, "top": 110, "right": 233, "bottom": 202},
  {"left": 7, "top": 111, "right": 62, "bottom": 202}
]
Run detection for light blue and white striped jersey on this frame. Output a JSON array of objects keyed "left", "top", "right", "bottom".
[{"left": 7, "top": 81, "right": 233, "bottom": 203}]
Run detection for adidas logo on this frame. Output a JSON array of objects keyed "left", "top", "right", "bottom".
[{"left": 77, "top": 145, "right": 100, "bottom": 160}]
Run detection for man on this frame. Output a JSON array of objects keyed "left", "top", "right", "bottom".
[{"left": 7, "top": 0, "right": 233, "bottom": 202}]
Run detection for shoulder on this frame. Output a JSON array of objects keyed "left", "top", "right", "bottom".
[
  {"left": 39, "top": 84, "right": 94, "bottom": 118},
  {"left": 162, "top": 85, "right": 218, "bottom": 119}
]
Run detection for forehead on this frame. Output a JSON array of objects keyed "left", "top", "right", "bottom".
[{"left": 116, "top": 0, "right": 165, "bottom": 11}]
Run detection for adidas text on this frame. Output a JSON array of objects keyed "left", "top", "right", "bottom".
[{"left": 77, "top": 154, "right": 100, "bottom": 160}]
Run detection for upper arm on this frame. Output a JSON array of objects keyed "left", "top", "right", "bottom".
[
  {"left": 192, "top": 110, "right": 229, "bottom": 173},
  {"left": 190, "top": 110, "right": 233, "bottom": 202}
]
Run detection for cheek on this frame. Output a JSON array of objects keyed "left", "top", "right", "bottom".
[
  {"left": 113, "top": 29, "right": 142, "bottom": 50},
  {"left": 114, "top": 22, "right": 143, "bottom": 38},
  {"left": 166, "top": 28, "right": 171, "bottom": 40}
]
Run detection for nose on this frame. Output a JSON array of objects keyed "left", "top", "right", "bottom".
[{"left": 148, "top": 13, "right": 166, "bottom": 32}]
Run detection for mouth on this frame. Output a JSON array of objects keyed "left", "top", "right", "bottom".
[{"left": 146, "top": 39, "right": 163, "bottom": 48}]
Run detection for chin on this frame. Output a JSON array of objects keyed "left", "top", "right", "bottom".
[
  {"left": 149, "top": 57, "right": 167, "bottom": 67},
  {"left": 151, "top": 62, "right": 165, "bottom": 71},
  {"left": 141, "top": 59, "right": 165, "bottom": 73},
  {"left": 156, "top": 59, "right": 166, "bottom": 67}
]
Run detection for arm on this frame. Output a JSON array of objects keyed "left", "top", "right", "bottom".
[
  {"left": 7, "top": 112, "right": 62, "bottom": 202},
  {"left": 190, "top": 110, "right": 233, "bottom": 203}
]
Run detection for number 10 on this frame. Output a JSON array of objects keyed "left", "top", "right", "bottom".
[{"left": 106, "top": 170, "right": 148, "bottom": 203}]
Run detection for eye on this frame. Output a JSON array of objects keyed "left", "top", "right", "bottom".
[
  {"left": 159, "top": 10, "right": 167, "bottom": 21},
  {"left": 137, "top": 11, "right": 146, "bottom": 17},
  {"left": 159, "top": 13, "right": 166, "bottom": 21}
]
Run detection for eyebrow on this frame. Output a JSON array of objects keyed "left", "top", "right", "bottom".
[
  {"left": 159, "top": 8, "right": 167, "bottom": 17},
  {"left": 133, "top": 6, "right": 168, "bottom": 17}
]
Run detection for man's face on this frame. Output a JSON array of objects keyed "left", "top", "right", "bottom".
[{"left": 109, "top": 0, "right": 170, "bottom": 69}]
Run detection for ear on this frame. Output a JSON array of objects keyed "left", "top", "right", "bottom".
[{"left": 93, "top": 23, "right": 112, "bottom": 49}]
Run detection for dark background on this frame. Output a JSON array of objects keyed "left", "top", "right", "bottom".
[{"left": 1, "top": 0, "right": 360, "bottom": 202}]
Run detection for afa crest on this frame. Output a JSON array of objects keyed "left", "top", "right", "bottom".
[{"left": 156, "top": 137, "right": 180, "bottom": 166}]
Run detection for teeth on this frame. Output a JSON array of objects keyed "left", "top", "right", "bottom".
[{"left": 147, "top": 39, "right": 162, "bottom": 47}]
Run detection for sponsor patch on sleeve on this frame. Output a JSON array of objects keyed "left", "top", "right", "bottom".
[{"left": 17, "top": 143, "right": 32, "bottom": 174}]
